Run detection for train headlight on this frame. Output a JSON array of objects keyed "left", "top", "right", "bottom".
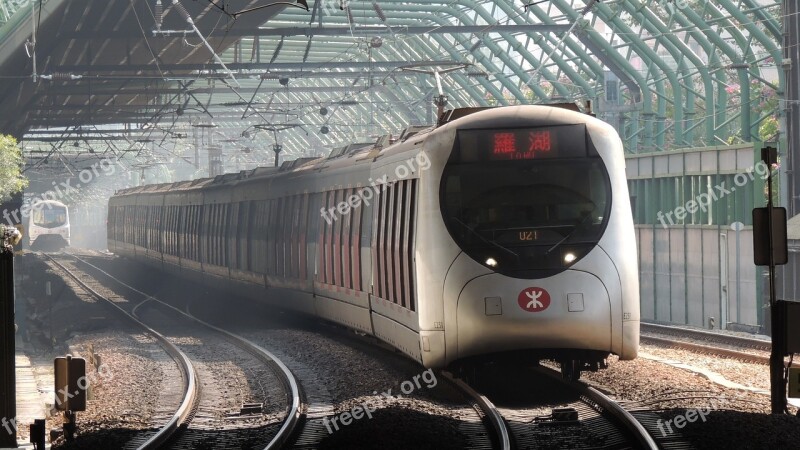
[
  {"left": 563, "top": 253, "right": 576, "bottom": 264},
  {"left": 485, "top": 257, "right": 498, "bottom": 268}
]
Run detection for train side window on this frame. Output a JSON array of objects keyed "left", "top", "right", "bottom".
[
  {"left": 316, "top": 192, "right": 328, "bottom": 283},
  {"left": 172, "top": 205, "right": 177, "bottom": 256},
  {"left": 245, "top": 201, "right": 255, "bottom": 272},
  {"left": 220, "top": 203, "right": 226, "bottom": 266},
  {"left": 324, "top": 191, "right": 334, "bottom": 284},
  {"left": 203, "top": 204, "right": 209, "bottom": 263},
  {"left": 222, "top": 203, "right": 230, "bottom": 267},
  {"left": 341, "top": 189, "right": 349, "bottom": 287},
  {"left": 218, "top": 203, "right": 225, "bottom": 266},
  {"left": 181, "top": 205, "right": 186, "bottom": 257},
  {"left": 333, "top": 189, "right": 345, "bottom": 287},
  {"left": 350, "top": 189, "right": 362, "bottom": 291},
  {"left": 298, "top": 194, "right": 305, "bottom": 279},
  {"left": 234, "top": 202, "right": 243, "bottom": 271},
  {"left": 215, "top": 204, "right": 222, "bottom": 266},
  {"left": 291, "top": 195, "right": 300, "bottom": 279},
  {"left": 184, "top": 206, "right": 189, "bottom": 259},
  {"left": 384, "top": 183, "right": 396, "bottom": 303},
  {"left": 268, "top": 200, "right": 275, "bottom": 276},
  {"left": 258, "top": 200, "right": 275, "bottom": 274},
  {"left": 396, "top": 181, "right": 408, "bottom": 307},
  {"left": 372, "top": 186, "right": 384, "bottom": 299},
  {"left": 211, "top": 204, "right": 217, "bottom": 265},
  {"left": 166, "top": 206, "right": 172, "bottom": 256},
  {"left": 283, "top": 196, "right": 292, "bottom": 278},
  {"left": 407, "top": 179, "right": 418, "bottom": 312},
  {"left": 286, "top": 196, "right": 294, "bottom": 278},
  {"left": 290, "top": 195, "right": 299, "bottom": 279}
]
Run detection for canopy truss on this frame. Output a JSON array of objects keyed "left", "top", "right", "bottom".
[{"left": 0, "top": 0, "right": 792, "bottom": 207}]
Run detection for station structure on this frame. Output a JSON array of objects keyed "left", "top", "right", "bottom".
[{"left": 0, "top": 0, "right": 795, "bottom": 362}]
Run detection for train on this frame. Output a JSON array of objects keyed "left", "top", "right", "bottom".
[
  {"left": 107, "top": 105, "right": 640, "bottom": 379},
  {"left": 28, "top": 199, "right": 70, "bottom": 249}
]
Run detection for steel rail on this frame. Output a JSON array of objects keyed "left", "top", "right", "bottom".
[
  {"left": 43, "top": 253, "right": 198, "bottom": 450},
  {"left": 68, "top": 253, "right": 303, "bottom": 450},
  {"left": 642, "top": 322, "right": 771, "bottom": 351},
  {"left": 640, "top": 335, "right": 770, "bottom": 365},
  {"left": 440, "top": 371, "right": 511, "bottom": 450},
  {"left": 533, "top": 365, "right": 659, "bottom": 450}
]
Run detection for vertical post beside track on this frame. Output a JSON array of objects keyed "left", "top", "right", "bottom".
[{"left": 0, "top": 227, "right": 17, "bottom": 447}]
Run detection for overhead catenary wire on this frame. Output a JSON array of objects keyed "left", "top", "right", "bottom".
[{"left": 170, "top": 0, "right": 241, "bottom": 88}]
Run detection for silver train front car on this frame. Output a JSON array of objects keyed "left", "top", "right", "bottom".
[{"left": 400, "top": 106, "right": 639, "bottom": 372}]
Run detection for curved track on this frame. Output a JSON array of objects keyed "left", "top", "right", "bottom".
[
  {"left": 45, "top": 252, "right": 302, "bottom": 449},
  {"left": 534, "top": 366, "right": 658, "bottom": 450},
  {"left": 446, "top": 365, "right": 659, "bottom": 450},
  {"left": 440, "top": 371, "right": 511, "bottom": 450},
  {"left": 44, "top": 253, "right": 198, "bottom": 449}
]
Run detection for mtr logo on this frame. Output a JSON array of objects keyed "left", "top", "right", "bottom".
[{"left": 518, "top": 287, "right": 551, "bottom": 312}]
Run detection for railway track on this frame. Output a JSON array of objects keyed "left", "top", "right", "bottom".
[
  {"left": 444, "top": 365, "right": 660, "bottom": 450},
  {"left": 51, "top": 250, "right": 661, "bottom": 449},
  {"left": 64, "top": 251, "right": 501, "bottom": 450},
  {"left": 44, "top": 252, "right": 302, "bottom": 449},
  {"left": 641, "top": 322, "right": 772, "bottom": 365}
]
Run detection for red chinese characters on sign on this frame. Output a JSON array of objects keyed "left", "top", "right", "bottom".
[
  {"left": 517, "top": 287, "right": 551, "bottom": 312},
  {"left": 490, "top": 130, "right": 554, "bottom": 160},
  {"left": 492, "top": 132, "right": 516, "bottom": 156},
  {"left": 528, "top": 131, "right": 551, "bottom": 153}
]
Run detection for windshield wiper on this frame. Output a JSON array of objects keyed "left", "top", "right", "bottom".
[
  {"left": 452, "top": 217, "right": 519, "bottom": 259},
  {"left": 545, "top": 212, "right": 594, "bottom": 255}
]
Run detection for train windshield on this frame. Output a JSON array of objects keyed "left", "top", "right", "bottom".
[
  {"left": 32, "top": 205, "right": 67, "bottom": 228},
  {"left": 441, "top": 126, "right": 611, "bottom": 278}
]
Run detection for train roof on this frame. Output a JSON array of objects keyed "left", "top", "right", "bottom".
[
  {"left": 111, "top": 104, "right": 590, "bottom": 198},
  {"left": 112, "top": 125, "right": 437, "bottom": 197},
  {"left": 34, "top": 199, "right": 68, "bottom": 207}
]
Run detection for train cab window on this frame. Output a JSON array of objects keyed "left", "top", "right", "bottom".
[
  {"left": 441, "top": 127, "right": 611, "bottom": 278},
  {"left": 32, "top": 205, "right": 67, "bottom": 228}
]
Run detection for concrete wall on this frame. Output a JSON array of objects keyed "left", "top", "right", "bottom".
[
  {"left": 627, "top": 143, "right": 765, "bottom": 330},
  {"left": 636, "top": 225, "right": 759, "bottom": 328}
]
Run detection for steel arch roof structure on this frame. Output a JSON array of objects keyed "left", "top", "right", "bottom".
[{"left": 0, "top": 0, "right": 791, "bottom": 201}]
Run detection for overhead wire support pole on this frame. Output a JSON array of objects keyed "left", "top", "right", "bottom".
[
  {"left": 30, "top": 0, "right": 37, "bottom": 82},
  {"left": 784, "top": 0, "right": 800, "bottom": 216},
  {"left": 764, "top": 147, "right": 788, "bottom": 415}
]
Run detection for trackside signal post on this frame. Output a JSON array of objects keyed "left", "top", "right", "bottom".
[
  {"left": 752, "top": 146, "right": 790, "bottom": 414},
  {"left": 54, "top": 355, "right": 86, "bottom": 441}
]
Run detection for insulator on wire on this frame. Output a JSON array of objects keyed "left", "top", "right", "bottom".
[
  {"left": 172, "top": 0, "right": 192, "bottom": 23},
  {"left": 154, "top": 0, "right": 163, "bottom": 30},
  {"left": 345, "top": 5, "right": 354, "bottom": 24},
  {"left": 40, "top": 72, "right": 81, "bottom": 81},
  {"left": 372, "top": 2, "right": 386, "bottom": 22}
]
